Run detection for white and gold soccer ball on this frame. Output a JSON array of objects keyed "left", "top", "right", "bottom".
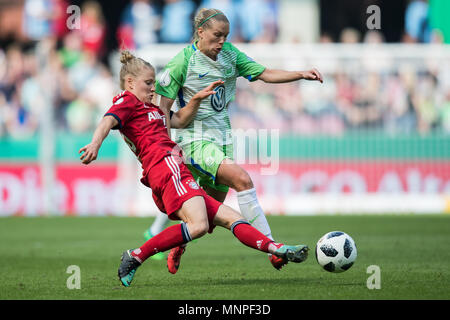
[{"left": 315, "top": 231, "right": 357, "bottom": 273}]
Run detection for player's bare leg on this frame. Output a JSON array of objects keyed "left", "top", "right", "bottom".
[
  {"left": 166, "top": 196, "right": 210, "bottom": 274},
  {"left": 173, "top": 196, "right": 210, "bottom": 239},
  {"left": 167, "top": 186, "right": 227, "bottom": 274},
  {"left": 216, "top": 159, "right": 287, "bottom": 270},
  {"left": 119, "top": 196, "right": 209, "bottom": 285}
]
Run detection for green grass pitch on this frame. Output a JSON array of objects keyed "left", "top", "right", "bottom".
[{"left": 0, "top": 215, "right": 449, "bottom": 300}]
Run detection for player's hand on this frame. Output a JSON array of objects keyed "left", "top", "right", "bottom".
[
  {"left": 79, "top": 143, "right": 99, "bottom": 165},
  {"left": 301, "top": 68, "right": 323, "bottom": 83},
  {"left": 193, "top": 80, "right": 225, "bottom": 101}
]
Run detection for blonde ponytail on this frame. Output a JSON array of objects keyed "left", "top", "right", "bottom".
[{"left": 119, "top": 50, "right": 154, "bottom": 90}]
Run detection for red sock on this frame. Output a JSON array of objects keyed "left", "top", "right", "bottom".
[
  {"left": 231, "top": 221, "right": 273, "bottom": 253},
  {"left": 131, "top": 223, "right": 188, "bottom": 263}
]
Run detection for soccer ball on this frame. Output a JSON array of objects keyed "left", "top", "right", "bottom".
[{"left": 315, "top": 231, "right": 357, "bottom": 273}]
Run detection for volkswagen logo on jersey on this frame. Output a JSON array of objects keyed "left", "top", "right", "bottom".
[{"left": 211, "top": 84, "right": 225, "bottom": 112}]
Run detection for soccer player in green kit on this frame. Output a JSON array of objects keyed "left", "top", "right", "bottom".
[{"left": 145, "top": 8, "right": 323, "bottom": 272}]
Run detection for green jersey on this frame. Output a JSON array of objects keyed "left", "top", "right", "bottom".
[{"left": 156, "top": 42, "right": 265, "bottom": 146}]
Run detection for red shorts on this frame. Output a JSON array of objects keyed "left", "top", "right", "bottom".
[{"left": 141, "top": 155, "right": 221, "bottom": 233}]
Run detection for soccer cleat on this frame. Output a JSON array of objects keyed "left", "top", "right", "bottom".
[
  {"left": 272, "top": 243, "right": 309, "bottom": 263},
  {"left": 167, "top": 244, "right": 186, "bottom": 274},
  {"left": 269, "top": 254, "right": 288, "bottom": 270},
  {"left": 143, "top": 229, "right": 166, "bottom": 261},
  {"left": 118, "top": 249, "right": 141, "bottom": 287}
]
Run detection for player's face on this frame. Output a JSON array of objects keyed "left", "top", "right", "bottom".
[
  {"left": 134, "top": 67, "right": 155, "bottom": 105},
  {"left": 198, "top": 20, "right": 229, "bottom": 60}
]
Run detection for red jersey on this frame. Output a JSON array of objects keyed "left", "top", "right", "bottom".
[
  {"left": 104, "top": 90, "right": 178, "bottom": 171},
  {"left": 104, "top": 91, "right": 222, "bottom": 220}
]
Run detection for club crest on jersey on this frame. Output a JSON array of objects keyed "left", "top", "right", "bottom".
[
  {"left": 186, "top": 179, "right": 199, "bottom": 190},
  {"left": 224, "top": 67, "right": 234, "bottom": 77},
  {"left": 211, "top": 84, "right": 225, "bottom": 112}
]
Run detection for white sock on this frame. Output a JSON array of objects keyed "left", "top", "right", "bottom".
[
  {"left": 150, "top": 213, "right": 170, "bottom": 236},
  {"left": 237, "top": 188, "right": 274, "bottom": 241}
]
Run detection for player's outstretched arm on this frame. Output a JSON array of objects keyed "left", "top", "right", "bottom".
[
  {"left": 256, "top": 68, "right": 323, "bottom": 84},
  {"left": 79, "top": 115, "right": 118, "bottom": 165},
  {"left": 170, "top": 80, "right": 224, "bottom": 129},
  {"left": 159, "top": 96, "right": 175, "bottom": 138}
]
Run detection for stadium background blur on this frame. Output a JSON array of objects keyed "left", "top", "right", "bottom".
[{"left": 1, "top": 0, "right": 450, "bottom": 217}]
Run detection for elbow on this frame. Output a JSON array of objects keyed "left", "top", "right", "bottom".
[
  {"left": 176, "top": 120, "right": 188, "bottom": 129},
  {"left": 170, "top": 118, "right": 186, "bottom": 129},
  {"left": 171, "top": 111, "right": 193, "bottom": 129},
  {"left": 257, "top": 69, "right": 270, "bottom": 83},
  {"left": 255, "top": 74, "right": 267, "bottom": 83}
]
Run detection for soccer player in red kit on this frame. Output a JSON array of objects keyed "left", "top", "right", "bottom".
[{"left": 79, "top": 51, "right": 309, "bottom": 287}]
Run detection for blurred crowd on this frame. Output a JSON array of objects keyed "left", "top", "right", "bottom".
[
  {"left": 0, "top": 0, "right": 449, "bottom": 139},
  {"left": 231, "top": 60, "right": 450, "bottom": 136},
  {"left": 0, "top": 34, "right": 115, "bottom": 138},
  {"left": 1, "top": 0, "right": 281, "bottom": 49}
]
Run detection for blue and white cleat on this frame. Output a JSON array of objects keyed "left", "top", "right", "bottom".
[{"left": 118, "top": 249, "right": 141, "bottom": 287}]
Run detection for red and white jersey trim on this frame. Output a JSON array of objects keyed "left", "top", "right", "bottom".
[{"left": 164, "top": 156, "right": 187, "bottom": 197}]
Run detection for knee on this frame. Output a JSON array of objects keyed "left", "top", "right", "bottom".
[
  {"left": 232, "top": 172, "right": 254, "bottom": 192},
  {"left": 213, "top": 205, "right": 246, "bottom": 229},
  {"left": 187, "top": 220, "right": 209, "bottom": 239}
]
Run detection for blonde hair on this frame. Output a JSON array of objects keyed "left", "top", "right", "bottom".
[
  {"left": 193, "top": 8, "right": 229, "bottom": 43},
  {"left": 119, "top": 50, "right": 154, "bottom": 90}
]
